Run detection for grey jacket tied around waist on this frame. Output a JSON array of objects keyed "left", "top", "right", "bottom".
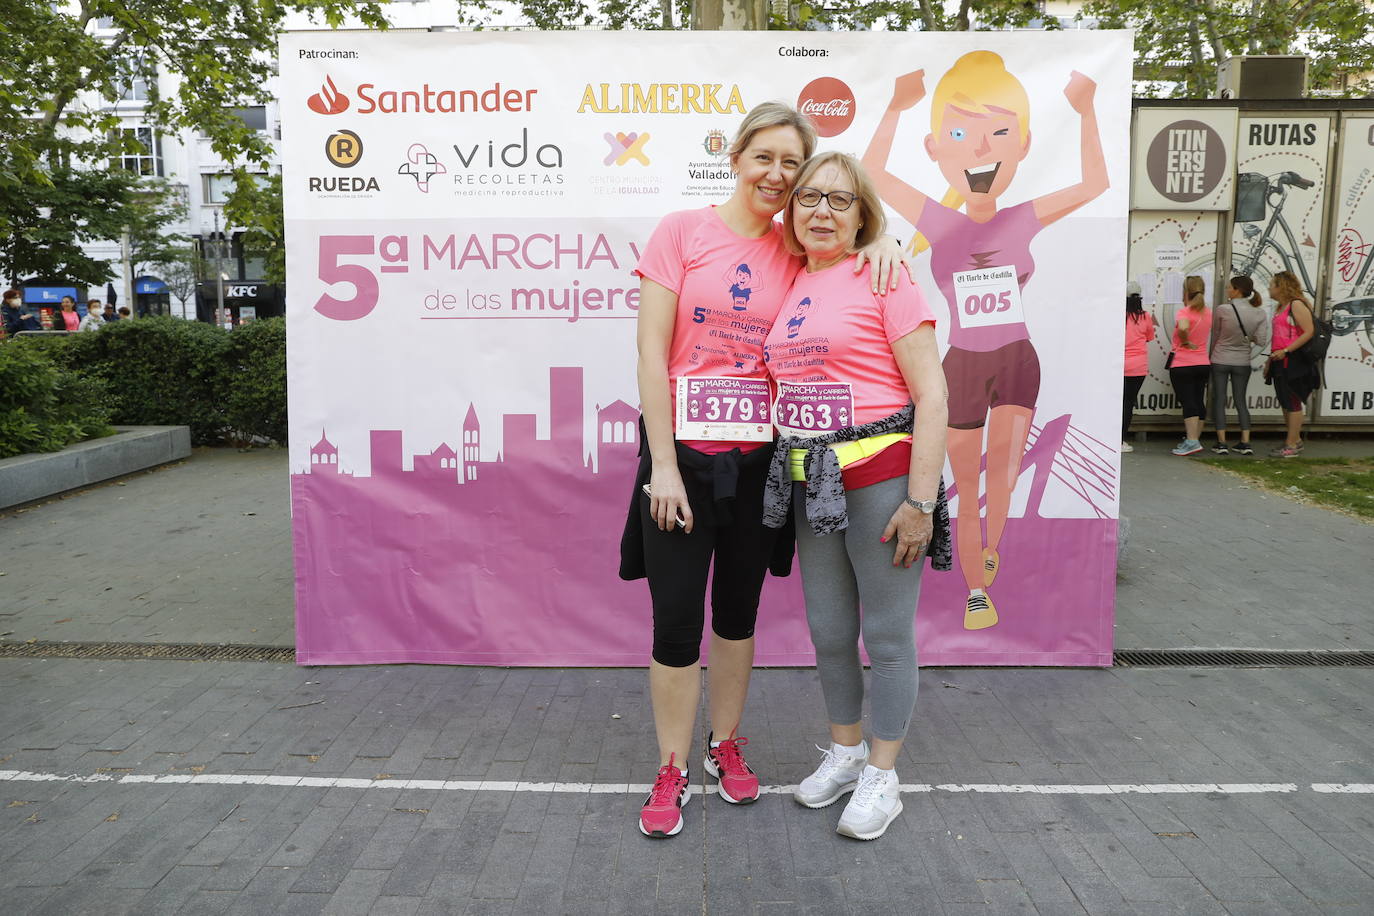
[{"left": 762, "top": 404, "right": 953, "bottom": 571}]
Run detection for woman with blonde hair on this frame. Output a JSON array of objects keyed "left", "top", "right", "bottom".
[
  {"left": 862, "top": 51, "right": 1106, "bottom": 630},
  {"left": 1168, "top": 275, "right": 1212, "bottom": 456},
  {"left": 1264, "top": 270, "right": 1317, "bottom": 457},
  {"left": 622, "top": 101, "right": 907, "bottom": 839}
]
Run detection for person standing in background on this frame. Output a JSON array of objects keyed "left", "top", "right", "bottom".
[
  {"left": 1208, "top": 276, "right": 1270, "bottom": 455},
  {"left": 1121, "top": 281, "right": 1154, "bottom": 453},
  {"left": 2, "top": 290, "right": 40, "bottom": 336},
  {"left": 79, "top": 302, "right": 106, "bottom": 332},
  {"left": 1168, "top": 275, "right": 1212, "bottom": 457},
  {"left": 52, "top": 296, "right": 81, "bottom": 333},
  {"left": 1265, "top": 271, "right": 1317, "bottom": 458}
]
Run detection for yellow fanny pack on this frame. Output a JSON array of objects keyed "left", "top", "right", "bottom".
[{"left": 788, "top": 433, "right": 909, "bottom": 482}]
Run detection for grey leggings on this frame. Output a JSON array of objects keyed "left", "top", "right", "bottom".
[
  {"left": 792, "top": 476, "right": 923, "bottom": 742},
  {"left": 1210, "top": 363, "right": 1253, "bottom": 432}
]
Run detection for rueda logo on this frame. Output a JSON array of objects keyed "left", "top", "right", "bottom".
[
  {"left": 797, "top": 77, "right": 855, "bottom": 138},
  {"left": 604, "top": 131, "right": 650, "bottom": 166},
  {"left": 308, "top": 75, "right": 350, "bottom": 115},
  {"left": 398, "top": 143, "right": 447, "bottom": 192},
  {"left": 325, "top": 130, "right": 363, "bottom": 167}
]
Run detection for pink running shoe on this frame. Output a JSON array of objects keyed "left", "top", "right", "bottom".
[
  {"left": 704, "top": 729, "right": 759, "bottom": 804},
  {"left": 639, "top": 754, "right": 690, "bottom": 838}
]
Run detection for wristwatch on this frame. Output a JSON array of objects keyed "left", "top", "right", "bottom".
[{"left": 904, "top": 496, "right": 937, "bottom": 514}]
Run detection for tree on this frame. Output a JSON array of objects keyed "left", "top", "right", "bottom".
[
  {"left": 158, "top": 247, "right": 203, "bottom": 318},
  {"left": 222, "top": 171, "right": 285, "bottom": 286},
  {"left": 1082, "top": 0, "right": 1374, "bottom": 97},
  {"left": 125, "top": 180, "right": 190, "bottom": 278},
  {"left": 1, "top": 0, "right": 389, "bottom": 273},
  {"left": 0, "top": 166, "right": 138, "bottom": 286}
]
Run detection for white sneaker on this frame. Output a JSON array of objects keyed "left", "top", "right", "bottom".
[
  {"left": 836, "top": 765, "right": 903, "bottom": 840},
  {"left": 1121, "top": 440, "right": 1134, "bottom": 453},
  {"left": 793, "top": 741, "right": 868, "bottom": 808}
]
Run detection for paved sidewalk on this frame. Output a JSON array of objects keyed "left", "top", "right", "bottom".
[
  {"left": 1, "top": 660, "right": 1373, "bottom": 914},
  {"left": 1, "top": 449, "right": 295, "bottom": 647}
]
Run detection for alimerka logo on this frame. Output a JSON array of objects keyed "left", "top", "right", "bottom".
[
  {"left": 578, "top": 83, "right": 745, "bottom": 114},
  {"left": 308, "top": 75, "right": 349, "bottom": 115},
  {"left": 797, "top": 77, "right": 854, "bottom": 138}
]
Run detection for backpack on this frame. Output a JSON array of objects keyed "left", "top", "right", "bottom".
[{"left": 1286, "top": 301, "right": 1332, "bottom": 382}]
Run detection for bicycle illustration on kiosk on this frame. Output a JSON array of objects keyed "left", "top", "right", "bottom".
[{"left": 1217, "top": 169, "right": 1374, "bottom": 350}]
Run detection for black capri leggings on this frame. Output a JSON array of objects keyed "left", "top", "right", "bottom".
[
  {"left": 1123, "top": 375, "right": 1145, "bottom": 438},
  {"left": 1169, "top": 364, "right": 1210, "bottom": 421},
  {"left": 641, "top": 445, "right": 779, "bottom": 667}
]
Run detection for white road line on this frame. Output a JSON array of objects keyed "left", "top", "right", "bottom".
[{"left": 0, "top": 770, "right": 1367, "bottom": 795}]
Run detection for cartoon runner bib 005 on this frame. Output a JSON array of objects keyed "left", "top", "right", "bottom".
[
  {"left": 675, "top": 377, "right": 773, "bottom": 442},
  {"left": 773, "top": 380, "right": 854, "bottom": 437},
  {"left": 952, "top": 265, "right": 1025, "bottom": 329}
]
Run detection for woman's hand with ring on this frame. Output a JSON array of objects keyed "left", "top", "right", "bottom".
[{"left": 882, "top": 502, "right": 933, "bottom": 569}]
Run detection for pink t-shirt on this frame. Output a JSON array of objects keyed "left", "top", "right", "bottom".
[
  {"left": 763, "top": 254, "right": 936, "bottom": 428},
  {"left": 1272, "top": 300, "right": 1307, "bottom": 351},
  {"left": 635, "top": 206, "right": 801, "bottom": 453},
  {"left": 1171, "top": 306, "right": 1212, "bottom": 368},
  {"left": 1123, "top": 312, "right": 1155, "bottom": 377},
  {"left": 59, "top": 310, "right": 80, "bottom": 331}
]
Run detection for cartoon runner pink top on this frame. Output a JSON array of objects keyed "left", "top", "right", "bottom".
[
  {"left": 635, "top": 206, "right": 800, "bottom": 454},
  {"left": 863, "top": 51, "right": 1108, "bottom": 633},
  {"left": 917, "top": 201, "right": 1040, "bottom": 352},
  {"left": 764, "top": 255, "right": 936, "bottom": 433}
]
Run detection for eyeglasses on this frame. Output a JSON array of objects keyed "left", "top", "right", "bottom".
[{"left": 793, "top": 187, "right": 856, "bottom": 211}]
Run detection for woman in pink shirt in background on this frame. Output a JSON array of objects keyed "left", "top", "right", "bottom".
[
  {"left": 1168, "top": 275, "right": 1212, "bottom": 456},
  {"left": 1121, "top": 281, "right": 1155, "bottom": 453},
  {"left": 621, "top": 102, "right": 907, "bottom": 840},
  {"left": 1264, "top": 270, "right": 1318, "bottom": 457}
]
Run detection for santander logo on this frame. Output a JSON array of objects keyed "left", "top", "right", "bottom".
[
  {"left": 308, "top": 75, "right": 350, "bottom": 115},
  {"left": 797, "top": 77, "right": 855, "bottom": 138}
]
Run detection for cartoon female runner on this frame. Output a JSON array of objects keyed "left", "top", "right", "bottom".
[
  {"left": 727, "top": 263, "right": 764, "bottom": 311},
  {"left": 862, "top": 51, "right": 1107, "bottom": 630}
]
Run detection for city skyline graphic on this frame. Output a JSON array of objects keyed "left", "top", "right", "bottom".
[{"left": 290, "top": 365, "right": 1115, "bottom": 668}]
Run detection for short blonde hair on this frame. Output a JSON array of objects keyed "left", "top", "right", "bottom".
[
  {"left": 729, "top": 101, "right": 817, "bottom": 166},
  {"left": 783, "top": 151, "right": 886, "bottom": 257}
]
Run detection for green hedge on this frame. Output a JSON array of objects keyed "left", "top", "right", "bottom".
[
  {"left": 0, "top": 341, "right": 113, "bottom": 459},
  {"left": 4, "top": 316, "right": 287, "bottom": 449}
]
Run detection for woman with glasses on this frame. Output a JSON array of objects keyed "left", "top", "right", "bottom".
[
  {"left": 762, "top": 152, "right": 950, "bottom": 840},
  {"left": 622, "top": 105, "right": 909, "bottom": 839}
]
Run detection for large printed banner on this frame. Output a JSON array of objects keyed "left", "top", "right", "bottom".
[
  {"left": 282, "top": 31, "right": 1131, "bottom": 667},
  {"left": 1324, "top": 116, "right": 1374, "bottom": 418}
]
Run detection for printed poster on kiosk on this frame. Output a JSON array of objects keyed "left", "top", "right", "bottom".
[
  {"left": 1127, "top": 107, "right": 1237, "bottom": 418},
  {"left": 282, "top": 30, "right": 1131, "bottom": 667},
  {"left": 1324, "top": 116, "right": 1374, "bottom": 419}
]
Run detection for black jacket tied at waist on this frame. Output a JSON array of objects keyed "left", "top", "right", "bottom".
[
  {"left": 762, "top": 403, "right": 952, "bottom": 571},
  {"left": 618, "top": 422, "right": 795, "bottom": 581}
]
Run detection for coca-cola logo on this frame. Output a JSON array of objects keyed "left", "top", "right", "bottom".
[{"left": 797, "top": 77, "right": 855, "bottom": 138}]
